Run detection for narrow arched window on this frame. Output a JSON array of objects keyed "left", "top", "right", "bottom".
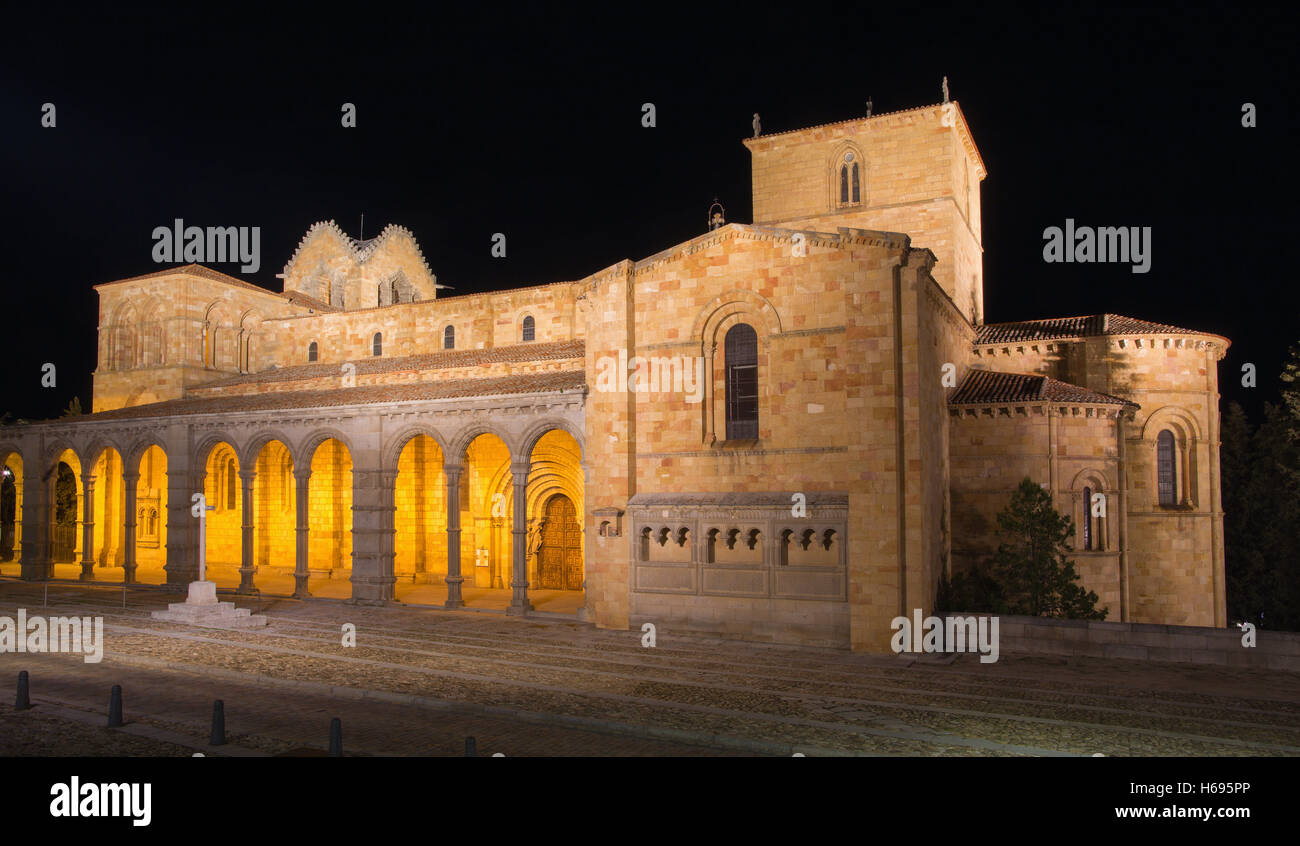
[
  {"left": 1157, "top": 430, "right": 1177, "bottom": 506},
  {"left": 308, "top": 341, "right": 318, "bottom": 362},
  {"left": 724, "top": 323, "right": 759, "bottom": 440},
  {"left": 444, "top": 325, "right": 455, "bottom": 349},
  {"left": 838, "top": 152, "right": 860, "bottom": 205},
  {"left": 522, "top": 315, "right": 535, "bottom": 342},
  {"left": 392, "top": 280, "right": 400, "bottom": 304},
  {"left": 1082, "top": 486, "right": 1092, "bottom": 550},
  {"left": 372, "top": 332, "right": 382, "bottom": 356},
  {"left": 226, "top": 459, "right": 237, "bottom": 510}
]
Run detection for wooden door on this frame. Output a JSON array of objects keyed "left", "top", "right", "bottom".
[{"left": 538, "top": 495, "right": 583, "bottom": 591}]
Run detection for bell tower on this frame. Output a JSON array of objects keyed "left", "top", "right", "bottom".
[{"left": 744, "top": 101, "right": 987, "bottom": 325}]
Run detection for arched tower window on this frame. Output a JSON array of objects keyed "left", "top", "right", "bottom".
[
  {"left": 724, "top": 323, "right": 759, "bottom": 440},
  {"left": 444, "top": 325, "right": 455, "bottom": 350},
  {"left": 838, "top": 152, "right": 860, "bottom": 205},
  {"left": 522, "top": 315, "right": 535, "bottom": 342},
  {"left": 1157, "top": 430, "right": 1177, "bottom": 506},
  {"left": 372, "top": 332, "right": 383, "bottom": 356},
  {"left": 308, "top": 341, "right": 318, "bottom": 362}
]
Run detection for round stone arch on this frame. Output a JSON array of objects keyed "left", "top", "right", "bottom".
[
  {"left": 240, "top": 429, "right": 298, "bottom": 472},
  {"left": 1070, "top": 467, "right": 1111, "bottom": 492},
  {"left": 296, "top": 428, "right": 357, "bottom": 468},
  {"left": 42, "top": 439, "right": 84, "bottom": 481},
  {"left": 692, "top": 290, "right": 780, "bottom": 443},
  {"left": 238, "top": 308, "right": 264, "bottom": 371},
  {"left": 690, "top": 289, "right": 782, "bottom": 355},
  {"left": 191, "top": 431, "right": 242, "bottom": 484},
  {"left": 1139, "top": 405, "right": 1202, "bottom": 508},
  {"left": 517, "top": 419, "right": 585, "bottom": 465},
  {"left": 78, "top": 437, "right": 124, "bottom": 473},
  {"left": 445, "top": 423, "right": 514, "bottom": 467},
  {"left": 382, "top": 423, "right": 451, "bottom": 473},
  {"left": 0, "top": 442, "right": 24, "bottom": 470},
  {"left": 202, "top": 301, "right": 238, "bottom": 369},
  {"left": 1139, "top": 405, "right": 1202, "bottom": 444},
  {"left": 109, "top": 300, "right": 141, "bottom": 370},
  {"left": 511, "top": 308, "right": 538, "bottom": 343},
  {"left": 121, "top": 438, "right": 167, "bottom": 476},
  {"left": 1070, "top": 467, "right": 1113, "bottom": 552}
]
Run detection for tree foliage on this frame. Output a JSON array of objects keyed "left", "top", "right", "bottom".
[{"left": 990, "top": 477, "right": 1107, "bottom": 619}]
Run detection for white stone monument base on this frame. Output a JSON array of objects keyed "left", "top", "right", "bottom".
[{"left": 151, "top": 580, "right": 268, "bottom": 629}]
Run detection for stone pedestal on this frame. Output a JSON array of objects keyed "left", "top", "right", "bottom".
[{"left": 150, "top": 580, "right": 268, "bottom": 629}]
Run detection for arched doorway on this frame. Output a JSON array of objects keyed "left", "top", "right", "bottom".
[{"left": 537, "top": 494, "right": 582, "bottom": 590}]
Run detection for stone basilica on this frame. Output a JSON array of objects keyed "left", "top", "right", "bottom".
[{"left": 0, "top": 100, "right": 1229, "bottom": 652}]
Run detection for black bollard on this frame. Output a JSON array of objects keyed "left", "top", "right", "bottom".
[
  {"left": 15, "top": 671, "right": 30, "bottom": 711},
  {"left": 328, "top": 717, "right": 342, "bottom": 757},
  {"left": 107, "top": 684, "right": 123, "bottom": 727},
  {"left": 465, "top": 736, "right": 477, "bottom": 757},
  {"left": 210, "top": 700, "right": 226, "bottom": 746}
]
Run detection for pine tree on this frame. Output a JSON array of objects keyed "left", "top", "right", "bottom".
[{"left": 991, "top": 477, "right": 1107, "bottom": 619}]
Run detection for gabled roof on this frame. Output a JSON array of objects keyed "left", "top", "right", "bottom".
[
  {"left": 93, "top": 264, "right": 285, "bottom": 298},
  {"left": 949, "top": 370, "right": 1134, "bottom": 407},
  {"left": 975, "top": 314, "right": 1206, "bottom": 345}
]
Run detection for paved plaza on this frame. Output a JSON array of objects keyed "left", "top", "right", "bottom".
[{"left": 1, "top": 579, "right": 1298, "bottom": 756}]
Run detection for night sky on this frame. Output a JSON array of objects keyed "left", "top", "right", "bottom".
[{"left": 1, "top": 5, "right": 1293, "bottom": 422}]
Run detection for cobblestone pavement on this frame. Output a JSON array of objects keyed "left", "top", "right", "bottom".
[{"left": 2, "top": 580, "right": 1298, "bottom": 756}]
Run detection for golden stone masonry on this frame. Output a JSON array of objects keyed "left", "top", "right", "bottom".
[{"left": 0, "top": 101, "right": 1228, "bottom": 651}]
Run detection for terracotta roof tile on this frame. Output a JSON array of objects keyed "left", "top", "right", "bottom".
[
  {"left": 87, "top": 370, "right": 587, "bottom": 421},
  {"left": 949, "top": 370, "right": 1133, "bottom": 407},
  {"left": 975, "top": 314, "right": 1203, "bottom": 345},
  {"left": 192, "top": 339, "right": 585, "bottom": 392}
]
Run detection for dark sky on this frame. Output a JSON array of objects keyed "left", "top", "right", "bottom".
[{"left": 1, "top": 4, "right": 1293, "bottom": 422}]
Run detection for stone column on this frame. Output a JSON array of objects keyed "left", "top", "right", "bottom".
[
  {"left": 507, "top": 460, "right": 532, "bottom": 616},
  {"left": 79, "top": 475, "right": 96, "bottom": 581},
  {"left": 349, "top": 465, "right": 396, "bottom": 605},
  {"left": 21, "top": 461, "right": 52, "bottom": 580},
  {"left": 703, "top": 346, "right": 716, "bottom": 444},
  {"left": 294, "top": 470, "right": 311, "bottom": 598},
  {"left": 163, "top": 426, "right": 196, "bottom": 590},
  {"left": 237, "top": 469, "right": 256, "bottom": 594},
  {"left": 443, "top": 463, "right": 464, "bottom": 608},
  {"left": 122, "top": 470, "right": 139, "bottom": 584}
]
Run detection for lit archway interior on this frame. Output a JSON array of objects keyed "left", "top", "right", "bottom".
[
  {"left": 133, "top": 445, "right": 168, "bottom": 585},
  {"left": 394, "top": 434, "right": 446, "bottom": 587},
  {"left": 253, "top": 439, "right": 295, "bottom": 593},
  {"left": 526, "top": 429, "right": 585, "bottom": 609},
  {"left": 307, "top": 438, "right": 352, "bottom": 595},
  {"left": 50, "top": 449, "right": 83, "bottom": 576},
  {"left": 1, "top": 453, "right": 24, "bottom": 569},
  {"left": 463, "top": 433, "right": 512, "bottom": 601},
  {"left": 202, "top": 442, "right": 241, "bottom": 588}
]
